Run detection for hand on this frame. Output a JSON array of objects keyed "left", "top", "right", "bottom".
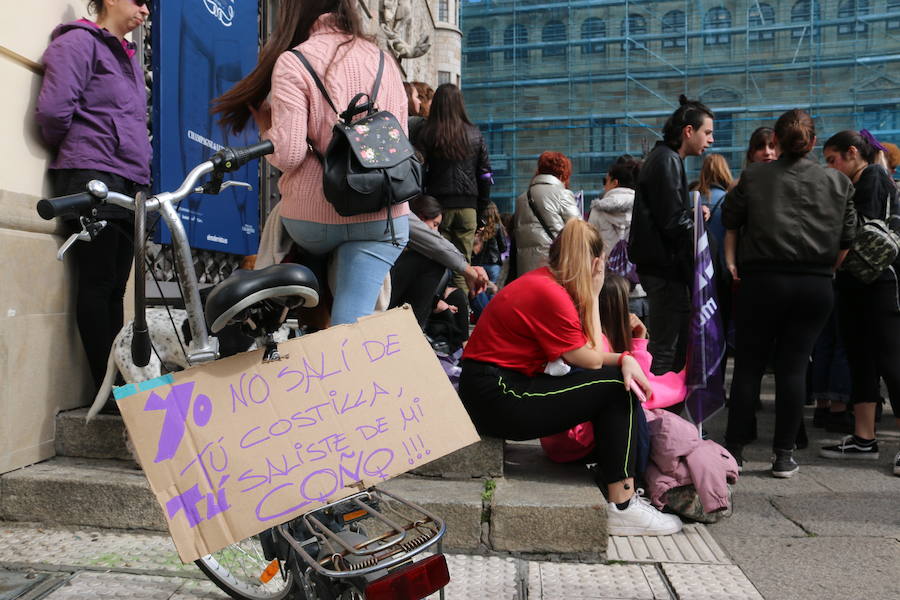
[
  {"left": 702, "top": 205, "right": 711, "bottom": 222},
  {"left": 463, "top": 265, "right": 489, "bottom": 296},
  {"left": 620, "top": 355, "right": 653, "bottom": 402},
  {"left": 727, "top": 263, "right": 739, "bottom": 281},
  {"left": 249, "top": 101, "right": 272, "bottom": 132},
  {"left": 434, "top": 299, "right": 457, "bottom": 314},
  {"left": 629, "top": 313, "right": 648, "bottom": 339}
]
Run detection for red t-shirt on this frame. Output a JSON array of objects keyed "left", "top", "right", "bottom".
[{"left": 463, "top": 267, "right": 587, "bottom": 376}]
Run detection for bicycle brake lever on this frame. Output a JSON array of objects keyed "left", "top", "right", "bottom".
[
  {"left": 219, "top": 180, "right": 253, "bottom": 192},
  {"left": 57, "top": 218, "right": 107, "bottom": 261}
]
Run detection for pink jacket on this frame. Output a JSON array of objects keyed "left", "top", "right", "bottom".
[{"left": 644, "top": 409, "right": 739, "bottom": 514}]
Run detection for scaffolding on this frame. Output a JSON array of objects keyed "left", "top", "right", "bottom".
[{"left": 460, "top": 0, "right": 900, "bottom": 212}]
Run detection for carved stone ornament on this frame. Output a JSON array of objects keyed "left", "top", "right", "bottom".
[{"left": 380, "top": 0, "right": 431, "bottom": 59}]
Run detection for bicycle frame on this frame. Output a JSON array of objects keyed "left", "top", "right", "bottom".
[{"left": 96, "top": 159, "right": 226, "bottom": 365}]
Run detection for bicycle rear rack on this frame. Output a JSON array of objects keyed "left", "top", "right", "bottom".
[{"left": 276, "top": 488, "right": 445, "bottom": 579}]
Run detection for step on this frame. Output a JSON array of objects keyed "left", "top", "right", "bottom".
[
  {"left": 410, "top": 436, "right": 505, "bottom": 479},
  {"left": 55, "top": 408, "right": 504, "bottom": 478},
  {"left": 0, "top": 447, "right": 607, "bottom": 556},
  {"left": 55, "top": 409, "right": 130, "bottom": 461}
]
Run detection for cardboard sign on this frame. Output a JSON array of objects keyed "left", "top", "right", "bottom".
[{"left": 116, "top": 307, "right": 479, "bottom": 562}]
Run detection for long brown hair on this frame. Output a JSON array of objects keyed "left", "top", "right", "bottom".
[
  {"left": 478, "top": 202, "right": 502, "bottom": 240},
  {"left": 548, "top": 220, "right": 605, "bottom": 345},
  {"left": 418, "top": 83, "right": 474, "bottom": 161},
  {"left": 212, "top": 0, "right": 367, "bottom": 134},
  {"left": 698, "top": 153, "right": 733, "bottom": 201},
  {"left": 598, "top": 273, "right": 633, "bottom": 353}
]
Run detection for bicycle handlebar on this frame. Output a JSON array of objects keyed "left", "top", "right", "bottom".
[
  {"left": 211, "top": 140, "right": 274, "bottom": 173},
  {"left": 36, "top": 193, "right": 94, "bottom": 220}
]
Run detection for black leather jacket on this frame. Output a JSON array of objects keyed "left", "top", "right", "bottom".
[
  {"left": 628, "top": 142, "right": 694, "bottom": 283},
  {"left": 415, "top": 123, "right": 492, "bottom": 213}
]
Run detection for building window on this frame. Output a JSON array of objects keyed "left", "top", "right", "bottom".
[
  {"left": 438, "top": 71, "right": 452, "bottom": 85},
  {"left": 662, "top": 10, "right": 686, "bottom": 49},
  {"left": 748, "top": 3, "right": 775, "bottom": 42},
  {"left": 581, "top": 18, "right": 606, "bottom": 55},
  {"left": 838, "top": 0, "right": 869, "bottom": 35},
  {"left": 791, "top": 0, "right": 821, "bottom": 40},
  {"left": 467, "top": 26, "right": 490, "bottom": 64},
  {"left": 439, "top": 0, "right": 449, "bottom": 23},
  {"left": 542, "top": 21, "right": 567, "bottom": 58},
  {"left": 589, "top": 118, "right": 617, "bottom": 174},
  {"left": 620, "top": 14, "right": 646, "bottom": 51},
  {"left": 704, "top": 7, "right": 731, "bottom": 46},
  {"left": 889, "top": 0, "right": 900, "bottom": 30},
  {"left": 504, "top": 23, "right": 528, "bottom": 61}
]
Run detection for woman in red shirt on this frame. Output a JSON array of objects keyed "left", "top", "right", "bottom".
[{"left": 461, "top": 220, "right": 682, "bottom": 536}]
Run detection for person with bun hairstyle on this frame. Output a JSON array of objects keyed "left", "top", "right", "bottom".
[
  {"left": 460, "top": 220, "right": 683, "bottom": 536},
  {"left": 35, "top": 0, "right": 151, "bottom": 393},
  {"left": 214, "top": 0, "right": 410, "bottom": 326},
  {"left": 629, "top": 95, "right": 714, "bottom": 376},
  {"left": 722, "top": 109, "right": 856, "bottom": 478},
  {"left": 819, "top": 130, "right": 900, "bottom": 474}
]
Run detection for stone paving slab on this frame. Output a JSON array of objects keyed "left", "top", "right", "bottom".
[
  {"left": 706, "top": 493, "right": 807, "bottom": 538},
  {"left": 607, "top": 525, "right": 731, "bottom": 564},
  {"left": 771, "top": 491, "right": 900, "bottom": 537},
  {"left": 717, "top": 536, "right": 900, "bottom": 600},
  {"left": 528, "top": 562, "right": 670, "bottom": 599},
  {"left": 660, "top": 564, "right": 763, "bottom": 600}
]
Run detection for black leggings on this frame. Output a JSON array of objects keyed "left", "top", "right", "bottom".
[
  {"left": 459, "top": 360, "right": 638, "bottom": 486},
  {"left": 51, "top": 169, "right": 141, "bottom": 390},
  {"left": 838, "top": 276, "right": 900, "bottom": 416},
  {"left": 389, "top": 249, "right": 447, "bottom": 326},
  {"left": 726, "top": 272, "right": 833, "bottom": 450}
]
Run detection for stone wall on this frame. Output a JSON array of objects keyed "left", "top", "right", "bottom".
[{"left": 0, "top": 1, "right": 96, "bottom": 474}]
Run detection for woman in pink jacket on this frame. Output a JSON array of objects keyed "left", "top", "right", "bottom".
[{"left": 215, "top": 0, "right": 409, "bottom": 325}]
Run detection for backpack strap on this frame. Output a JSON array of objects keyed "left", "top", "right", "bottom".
[
  {"left": 527, "top": 186, "right": 555, "bottom": 240},
  {"left": 290, "top": 49, "right": 335, "bottom": 164},
  {"left": 289, "top": 49, "right": 339, "bottom": 115}
]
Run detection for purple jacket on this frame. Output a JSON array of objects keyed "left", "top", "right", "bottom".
[{"left": 36, "top": 21, "right": 151, "bottom": 185}]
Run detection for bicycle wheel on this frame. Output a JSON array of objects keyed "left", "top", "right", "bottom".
[{"left": 195, "top": 535, "right": 296, "bottom": 600}]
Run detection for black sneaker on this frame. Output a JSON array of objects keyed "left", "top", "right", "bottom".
[
  {"left": 772, "top": 449, "right": 799, "bottom": 478},
  {"left": 819, "top": 435, "right": 880, "bottom": 460}
]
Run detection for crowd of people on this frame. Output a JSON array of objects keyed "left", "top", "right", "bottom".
[{"left": 38, "top": 0, "right": 900, "bottom": 539}]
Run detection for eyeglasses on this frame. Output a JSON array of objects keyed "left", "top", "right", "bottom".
[{"left": 132, "top": 0, "right": 148, "bottom": 7}]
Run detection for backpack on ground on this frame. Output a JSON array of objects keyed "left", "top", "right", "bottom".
[{"left": 291, "top": 49, "right": 422, "bottom": 243}]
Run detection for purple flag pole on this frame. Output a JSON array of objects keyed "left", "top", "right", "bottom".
[{"left": 684, "top": 192, "right": 727, "bottom": 431}]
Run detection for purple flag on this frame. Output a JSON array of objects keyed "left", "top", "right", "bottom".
[{"left": 684, "top": 192, "right": 727, "bottom": 425}]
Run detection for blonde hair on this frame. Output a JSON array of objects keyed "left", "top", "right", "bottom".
[
  {"left": 698, "top": 154, "right": 733, "bottom": 201},
  {"left": 548, "top": 220, "right": 605, "bottom": 344}
]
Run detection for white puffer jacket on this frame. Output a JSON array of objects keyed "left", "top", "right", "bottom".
[
  {"left": 588, "top": 186, "right": 634, "bottom": 253},
  {"left": 513, "top": 174, "right": 581, "bottom": 276}
]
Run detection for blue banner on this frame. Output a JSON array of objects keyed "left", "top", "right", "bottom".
[
  {"left": 151, "top": 0, "right": 260, "bottom": 255},
  {"left": 684, "top": 191, "right": 727, "bottom": 425}
]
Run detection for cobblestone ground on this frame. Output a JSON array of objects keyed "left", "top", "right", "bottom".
[{"left": 0, "top": 522, "right": 763, "bottom": 599}]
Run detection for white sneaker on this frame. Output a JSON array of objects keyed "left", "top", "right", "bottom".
[
  {"left": 607, "top": 490, "right": 683, "bottom": 536},
  {"left": 893, "top": 450, "right": 900, "bottom": 477}
]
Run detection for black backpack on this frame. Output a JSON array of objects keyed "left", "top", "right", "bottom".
[{"left": 291, "top": 49, "right": 422, "bottom": 244}]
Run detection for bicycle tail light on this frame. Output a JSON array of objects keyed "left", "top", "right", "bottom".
[{"left": 364, "top": 554, "right": 449, "bottom": 600}]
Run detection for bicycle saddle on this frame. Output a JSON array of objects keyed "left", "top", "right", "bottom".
[{"left": 205, "top": 264, "right": 320, "bottom": 333}]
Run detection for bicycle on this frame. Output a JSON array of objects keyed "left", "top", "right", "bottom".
[{"left": 38, "top": 141, "right": 449, "bottom": 600}]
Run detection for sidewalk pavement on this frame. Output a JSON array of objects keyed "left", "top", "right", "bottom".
[{"left": 1, "top": 382, "right": 898, "bottom": 599}]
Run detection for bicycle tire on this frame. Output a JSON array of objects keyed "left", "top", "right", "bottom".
[{"left": 195, "top": 535, "right": 297, "bottom": 600}]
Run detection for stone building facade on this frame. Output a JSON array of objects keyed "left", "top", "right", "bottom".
[{"left": 460, "top": 0, "right": 900, "bottom": 211}]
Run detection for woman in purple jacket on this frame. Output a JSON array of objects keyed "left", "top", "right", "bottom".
[{"left": 36, "top": 0, "right": 151, "bottom": 392}]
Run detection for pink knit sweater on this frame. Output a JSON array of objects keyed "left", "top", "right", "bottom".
[{"left": 263, "top": 15, "right": 410, "bottom": 224}]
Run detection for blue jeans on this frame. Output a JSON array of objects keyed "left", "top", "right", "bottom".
[
  {"left": 282, "top": 217, "right": 409, "bottom": 325},
  {"left": 471, "top": 264, "right": 502, "bottom": 321}
]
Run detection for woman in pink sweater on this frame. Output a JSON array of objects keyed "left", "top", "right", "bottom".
[{"left": 215, "top": 0, "right": 409, "bottom": 325}]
